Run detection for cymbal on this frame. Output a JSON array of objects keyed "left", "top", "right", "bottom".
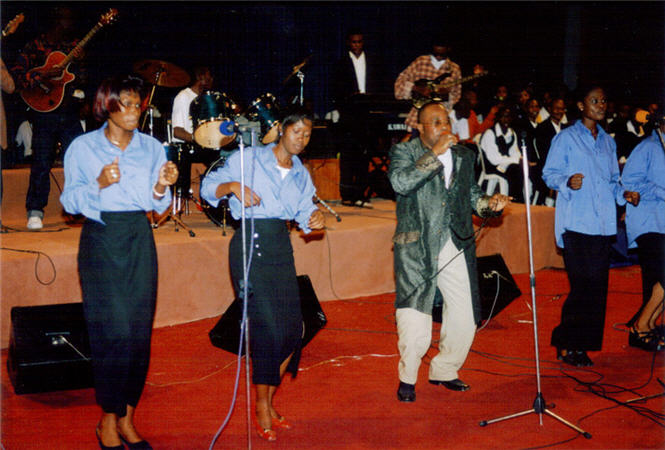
[
  {"left": 282, "top": 54, "right": 312, "bottom": 85},
  {"left": 133, "top": 59, "right": 190, "bottom": 88}
]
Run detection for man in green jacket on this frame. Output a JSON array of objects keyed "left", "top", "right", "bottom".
[{"left": 389, "top": 102, "right": 511, "bottom": 402}]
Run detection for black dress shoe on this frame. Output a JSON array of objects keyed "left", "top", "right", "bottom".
[
  {"left": 557, "top": 348, "right": 593, "bottom": 367},
  {"left": 397, "top": 381, "right": 416, "bottom": 402},
  {"left": 429, "top": 378, "right": 470, "bottom": 391},
  {"left": 574, "top": 350, "right": 593, "bottom": 367}
]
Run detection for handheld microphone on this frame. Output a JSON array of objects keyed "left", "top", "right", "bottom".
[
  {"left": 634, "top": 109, "right": 650, "bottom": 124},
  {"left": 219, "top": 120, "right": 237, "bottom": 136}
]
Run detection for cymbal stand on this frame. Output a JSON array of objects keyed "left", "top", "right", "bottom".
[
  {"left": 153, "top": 145, "right": 196, "bottom": 237},
  {"left": 296, "top": 70, "right": 304, "bottom": 106},
  {"left": 478, "top": 135, "right": 591, "bottom": 439},
  {"left": 141, "top": 66, "right": 164, "bottom": 132}
]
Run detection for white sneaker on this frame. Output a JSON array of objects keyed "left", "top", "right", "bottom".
[{"left": 27, "top": 216, "right": 43, "bottom": 230}]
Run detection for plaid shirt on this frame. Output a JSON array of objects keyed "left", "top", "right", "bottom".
[{"left": 394, "top": 55, "right": 461, "bottom": 130}]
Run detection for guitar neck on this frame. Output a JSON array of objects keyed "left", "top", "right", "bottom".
[
  {"left": 438, "top": 72, "right": 487, "bottom": 90},
  {"left": 60, "top": 21, "right": 103, "bottom": 67}
]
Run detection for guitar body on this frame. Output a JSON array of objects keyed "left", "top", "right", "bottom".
[{"left": 21, "top": 51, "right": 75, "bottom": 113}]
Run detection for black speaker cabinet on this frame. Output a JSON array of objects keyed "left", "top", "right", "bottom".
[
  {"left": 7, "top": 303, "right": 93, "bottom": 395},
  {"left": 209, "top": 275, "right": 327, "bottom": 355},
  {"left": 432, "top": 253, "right": 521, "bottom": 323}
]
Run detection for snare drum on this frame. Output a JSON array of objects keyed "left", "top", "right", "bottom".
[
  {"left": 190, "top": 91, "right": 239, "bottom": 149},
  {"left": 246, "top": 93, "right": 280, "bottom": 145}
]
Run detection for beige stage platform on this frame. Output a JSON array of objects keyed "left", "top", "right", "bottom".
[{"left": 1, "top": 167, "right": 563, "bottom": 348}]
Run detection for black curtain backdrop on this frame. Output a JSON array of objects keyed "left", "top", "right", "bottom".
[{"left": 2, "top": 1, "right": 663, "bottom": 134}]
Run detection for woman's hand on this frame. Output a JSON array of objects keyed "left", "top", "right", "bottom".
[
  {"left": 153, "top": 161, "right": 179, "bottom": 197},
  {"left": 567, "top": 173, "right": 584, "bottom": 190},
  {"left": 230, "top": 182, "right": 261, "bottom": 207},
  {"left": 488, "top": 193, "right": 512, "bottom": 212},
  {"left": 158, "top": 161, "right": 179, "bottom": 186},
  {"left": 624, "top": 190, "right": 640, "bottom": 206},
  {"left": 308, "top": 209, "right": 325, "bottom": 229},
  {"left": 97, "top": 157, "right": 120, "bottom": 189}
]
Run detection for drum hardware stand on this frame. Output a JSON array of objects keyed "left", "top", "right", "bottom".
[
  {"left": 478, "top": 133, "right": 592, "bottom": 439},
  {"left": 141, "top": 66, "right": 164, "bottom": 132},
  {"left": 152, "top": 185, "right": 196, "bottom": 237},
  {"left": 152, "top": 144, "right": 196, "bottom": 237}
]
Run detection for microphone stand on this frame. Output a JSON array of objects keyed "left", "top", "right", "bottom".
[
  {"left": 478, "top": 136, "right": 592, "bottom": 439},
  {"left": 314, "top": 194, "right": 341, "bottom": 222}
]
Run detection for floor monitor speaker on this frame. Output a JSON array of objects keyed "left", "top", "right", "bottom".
[
  {"left": 209, "top": 275, "right": 327, "bottom": 355},
  {"left": 8, "top": 303, "right": 93, "bottom": 394}
]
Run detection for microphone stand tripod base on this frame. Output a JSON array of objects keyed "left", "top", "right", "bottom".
[{"left": 479, "top": 392, "right": 592, "bottom": 439}]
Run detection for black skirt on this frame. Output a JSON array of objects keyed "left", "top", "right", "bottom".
[
  {"left": 78, "top": 211, "right": 157, "bottom": 416},
  {"left": 229, "top": 219, "right": 303, "bottom": 386}
]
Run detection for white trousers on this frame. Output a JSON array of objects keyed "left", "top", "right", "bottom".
[{"left": 396, "top": 238, "right": 477, "bottom": 384}]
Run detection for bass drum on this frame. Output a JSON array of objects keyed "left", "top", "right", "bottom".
[
  {"left": 190, "top": 91, "right": 239, "bottom": 149},
  {"left": 199, "top": 153, "right": 239, "bottom": 229}
]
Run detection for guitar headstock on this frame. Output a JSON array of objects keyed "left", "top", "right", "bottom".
[
  {"left": 99, "top": 8, "right": 118, "bottom": 27},
  {"left": 2, "top": 13, "right": 25, "bottom": 37}
]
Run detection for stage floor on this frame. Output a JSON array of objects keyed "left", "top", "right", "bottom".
[{"left": 1, "top": 167, "right": 563, "bottom": 349}]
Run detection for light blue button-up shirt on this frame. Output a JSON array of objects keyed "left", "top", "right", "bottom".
[
  {"left": 543, "top": 120, "right": 626, "bottom": 248},
  {"left": 622, "top": 130, "right": 665, "bottom": 247},
  {"left": 60, "top": 123, "right": 172, "bottom": 224},
  {"left": 200, "top": 144, "right": 318, "bottom": 233}
]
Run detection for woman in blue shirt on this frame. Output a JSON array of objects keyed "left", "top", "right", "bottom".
[
  {"left": 622, "top": 118, "right": 665, "bottom": 351},
  {"left": 542, "top": 84, "right": 638, "bottom": 367},
  {"left": 201, "top": 107, "right": 324, "bottom": 441},
  {"left": 61, "top": 75, "right": 178, "bottom": 450}
]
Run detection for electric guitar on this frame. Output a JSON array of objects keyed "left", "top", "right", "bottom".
[
  {"left": 2, "top": 13, "right": 24, "bottom": 39},
  {"left": 411, "top": 70, "right": 489, "bottom": 109},
  {"left": 20, "top": 9, "right": 117, "bottom": 113}
]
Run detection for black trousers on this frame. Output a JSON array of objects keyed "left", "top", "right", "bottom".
[
  {"left": 628, "top": 232, "right": 665, "bottom": 326},
  {"left": 78, "top": 212, "right": 157, "bottom": 417},
  {"left": 229, "top": 219, "right": 303, "bottom": 386},
  {"left": 551, "top": 231, "right": 611, "bottom": 351},
  {"left": 26, "top": 109, "right": 81, "bottom": 214}
]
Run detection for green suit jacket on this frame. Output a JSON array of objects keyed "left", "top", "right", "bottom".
[{"left": 388, "top": 139, "right": 500, "bottom": 323}]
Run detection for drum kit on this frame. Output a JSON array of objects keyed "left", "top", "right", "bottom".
[{"left": 133, "top": 59, "right": 284, "bottom": 235}]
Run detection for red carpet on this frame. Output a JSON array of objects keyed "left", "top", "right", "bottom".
[{"left": 2, "top": 267, "right": 664, "bottom": 449}]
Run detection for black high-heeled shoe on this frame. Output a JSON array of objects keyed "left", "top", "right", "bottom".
[
  {"left": 118, "top": 433, "right": 152, "bottom": 450},
  {"left": 629, "top": 327, "right": 664, "bottom": 351},
  {"left": 95, "top": 428, "right": 125, "bottom": 450}
]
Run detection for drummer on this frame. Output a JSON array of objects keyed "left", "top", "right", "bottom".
[{"left": 170, "top": 66, "right": 216, "bottom": 196}]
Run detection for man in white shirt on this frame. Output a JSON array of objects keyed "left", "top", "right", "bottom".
[
  {"left": 331, "top": 31, "right": 377, "bottom": 206},
  {"left": 170, "top": 66, "right": 214, "bottom": 198},
  {"left": 172, "top": 66, "right": 213, "bottom": 144}
]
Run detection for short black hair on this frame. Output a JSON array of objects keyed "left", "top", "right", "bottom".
[{"left": 280, "top": 105, "right": 314, "bottom": 130}]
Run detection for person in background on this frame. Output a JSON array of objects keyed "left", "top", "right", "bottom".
[
  {"left": 61, "top": 75, "right": 178, "bottom": 450},
  {"left": 479, "top": 106, "right": 524, "bottom": 201},
  {"left": 394, "top": 36, "right": 461, "bottom": 132},
  {"left": 200, "top": 106, "right": 325, "bottom": 442},
  {"left": 542, "top": 84, "right": 639, "bottom": 367},
  {"left": 622, "top": 114, "right": 665, "bottom": 351},
  {"left": 535, "top": 97, "right": 569, "bottom": 206},
  {"left": 12, "top": 6, "right": 86, "bottom": 230}
]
